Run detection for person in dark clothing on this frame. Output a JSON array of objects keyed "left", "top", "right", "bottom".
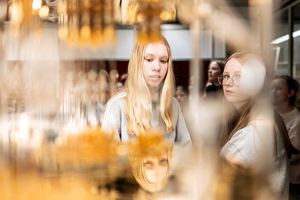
[{"left": 204, "top": 60, "right": 225, "bottom": 98}]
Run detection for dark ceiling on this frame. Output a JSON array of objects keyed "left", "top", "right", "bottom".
[
  {"left": 226, "top": 0, "right": 295, "bottom": 21},
  {"left": 228, "top": 0, "right": 249, "bottom": 7}
]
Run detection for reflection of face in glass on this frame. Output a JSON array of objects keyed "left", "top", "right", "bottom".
[
  {"left": 175, "top": 87, "right": 188, "bottom": 104},
  {"left": 130, "top": 150, "right": 171, "bottom": 192},
  {"left": 128, "top": 132, "right": 172, "bottom": 192},
  {"left": 142, "top": 154, "right": 169, "bottom": 184}
]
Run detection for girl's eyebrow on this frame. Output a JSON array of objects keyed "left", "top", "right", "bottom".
[
  {"left": 144, "top": 54, "right": 154, "bottom": 57},
  {"left": 145, "top": 53, "right": 168, "bottom": 57},
  {"left": 159, "top": 158, "right": 168, "bottom": 161},
  {"left": 223, "top": 71, "right": 240, "bottom": 74}
]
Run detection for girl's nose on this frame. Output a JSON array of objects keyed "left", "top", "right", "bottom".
[{"left": 152, "top": 60, "right": 161, "bottom": 71}]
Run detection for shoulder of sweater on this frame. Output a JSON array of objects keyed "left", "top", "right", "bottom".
[
  {"left": 280, "top": 107, "right": 300, "bottom": 118},
  {"left": 172, "top": 97, "right": 180, "bottom": 106},
  {"left": 106, "top": 91, "right": 127, "bottom": 108},
  {"left": 291, "top": 108, "right": 300, "bottom": 117},
  {"left": 172, "top": 97, "right": 181, "bottom": 111}
]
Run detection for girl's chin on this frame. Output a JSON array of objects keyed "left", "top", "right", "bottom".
[
  {"left": 148, "top": 84, "right": 161, "bottom": 91},
  {"left": 225, "top": 96, "right": 242, "bottom": 103}
]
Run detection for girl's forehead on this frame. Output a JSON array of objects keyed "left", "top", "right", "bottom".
[
  {"left": 145, "top": 43, "right": 168, "bottom": 55},
  {"left": 143, "top": 153, "right": 168, "bottom": 160},
  {"left": 273, "top": 78, "right": 287, "bottom": 86},
  {"left": 224, "top": 58, "right": 242, "bottom": 72},
  {"left": 209, "top": 62, "right": 219, "bottom": 68}
]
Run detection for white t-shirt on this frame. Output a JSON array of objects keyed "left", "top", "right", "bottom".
[
  {"left": 221, "top": 115, "right": 289, "bottom": 199},
  {"left": 280, "top": 108, "right": 300, "bottom": 184}
]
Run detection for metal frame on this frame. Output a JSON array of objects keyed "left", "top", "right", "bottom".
[
  {"left": 279, "top": 0, "right": 300, "bottom": 12},
  {"left": 288, "top": 6, "right": 294, "bottom": 76},
  {"left": 276, "top": 0, "right": 300, "bottom": 77}
]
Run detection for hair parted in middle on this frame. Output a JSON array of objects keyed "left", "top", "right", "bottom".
[
  {"left": 125, "top": 37, "right": 175, "bottom": 135},
  {"left": 128, "top": 132, "right": 173, "bottom": 192}
]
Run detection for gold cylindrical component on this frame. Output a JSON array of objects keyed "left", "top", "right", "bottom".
[
  {"left": 136, "top": 1, "right": 163, "bottom": 43},
  {"left": 58, "top": 0, "right": 115, "bottom": 48}
]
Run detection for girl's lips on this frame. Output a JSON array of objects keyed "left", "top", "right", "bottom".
[
  {"left": 149, "top": 75, "right": 160, "bottom": 80},
  {"left": 225, "top": 90, "right": 235, "bottom": 94}
]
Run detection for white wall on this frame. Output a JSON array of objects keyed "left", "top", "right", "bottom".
[{"left": 3, "top": 24, "right": 225, "bottom": 61}]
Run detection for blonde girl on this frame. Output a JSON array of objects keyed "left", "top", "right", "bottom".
[{"left": 102, "top": 37, "right": 191, "bottom": 145}]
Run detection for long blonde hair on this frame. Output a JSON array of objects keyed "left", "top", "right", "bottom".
[{"left": 126, "top": 37, "right": 175, "bottom": 135}]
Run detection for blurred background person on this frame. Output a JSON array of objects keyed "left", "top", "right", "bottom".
[
  {"left": 272, "top": 75, "right": 300, "bottom": 200},
  {"left": 109, "top": 69, "right": 123, "bottom": 96},
  {"left": 175, "top": 85, "right": 189, "bottom": 106},
  {"left": 95, "top": 70, "right": 110, "bottom": 125},
  {"left": 120, "top": 73, "right": 128, "bottom": 85},
  {"left": 175, "top": 85, "right": 189, "bottom": 118},
  {"left": 220, "top": 53, "right": 289, "bottom": 199},
  {"left": 85, "top": 69, "right": 99, "bottom": 125},
  {"left": 204, "top": 60, "right": 225, "bottom": 98}
]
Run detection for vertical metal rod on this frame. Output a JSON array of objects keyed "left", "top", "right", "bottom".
[
  {"left": 190, "top": 20, "right": 201, "bottom": 100},
  {"left": 288, "top": 6, "right": 294, "bottom": 77}
]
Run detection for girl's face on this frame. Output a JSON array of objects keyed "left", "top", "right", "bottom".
[
  {"left": 142, "top": 43, "right": 169, "bottom": 91},
  {"left": 272, "top": 78, "right": 291, "bottom": 105},
  {"left": 222, "top": 58, "right": 251, "bottom": 107},
  {"left": 175, "top": 87, "right": 188, "bottom": 104}
]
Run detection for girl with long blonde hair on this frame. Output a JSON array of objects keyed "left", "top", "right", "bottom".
[{"left": 102, "top": 37, "right": 191, "bottom": 145}]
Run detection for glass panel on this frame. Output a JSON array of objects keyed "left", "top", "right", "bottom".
[
  {"left": 293, "top": 4, "right": 300, "bottom": 82},
  {"left": 272, "top": 10, "right": 289, "bottom": 75}
]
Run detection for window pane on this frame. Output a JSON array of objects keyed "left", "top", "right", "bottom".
[
  {"left": 293, "top": 4, "right": 300, "bottom": 82},
  {"left": 273, "top": 11, "right": 289, "bottom": 75}
]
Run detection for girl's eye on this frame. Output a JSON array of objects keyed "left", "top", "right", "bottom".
[
  {"left": 143, "top": 161, "right": 154, "bottom": 169},
  {"left": 233, "top": 74, "right": 241, "bottom": 82},
  {"left": 144, "top": 57, "right": 153, "bottom": 62},
  {"left": 159, "top": 158, "right": 168, "bottom": 167},
  {"left": 160, "top": 60, "right": 168, "bottom": 64},
  {"left": 223, "top": 75, "right": 230, "bottom": 80}
]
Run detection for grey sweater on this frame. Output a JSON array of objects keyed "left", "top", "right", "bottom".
[{"left": 101, "top": 91, "right": 191, "bottom": 145}]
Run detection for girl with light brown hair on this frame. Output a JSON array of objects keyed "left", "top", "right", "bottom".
[
  {"left": 220, "top": 52, "right": 289, "bottom": 199},
  {"left": 101, "top": 37, "right": 191, "bottom": 145}
]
